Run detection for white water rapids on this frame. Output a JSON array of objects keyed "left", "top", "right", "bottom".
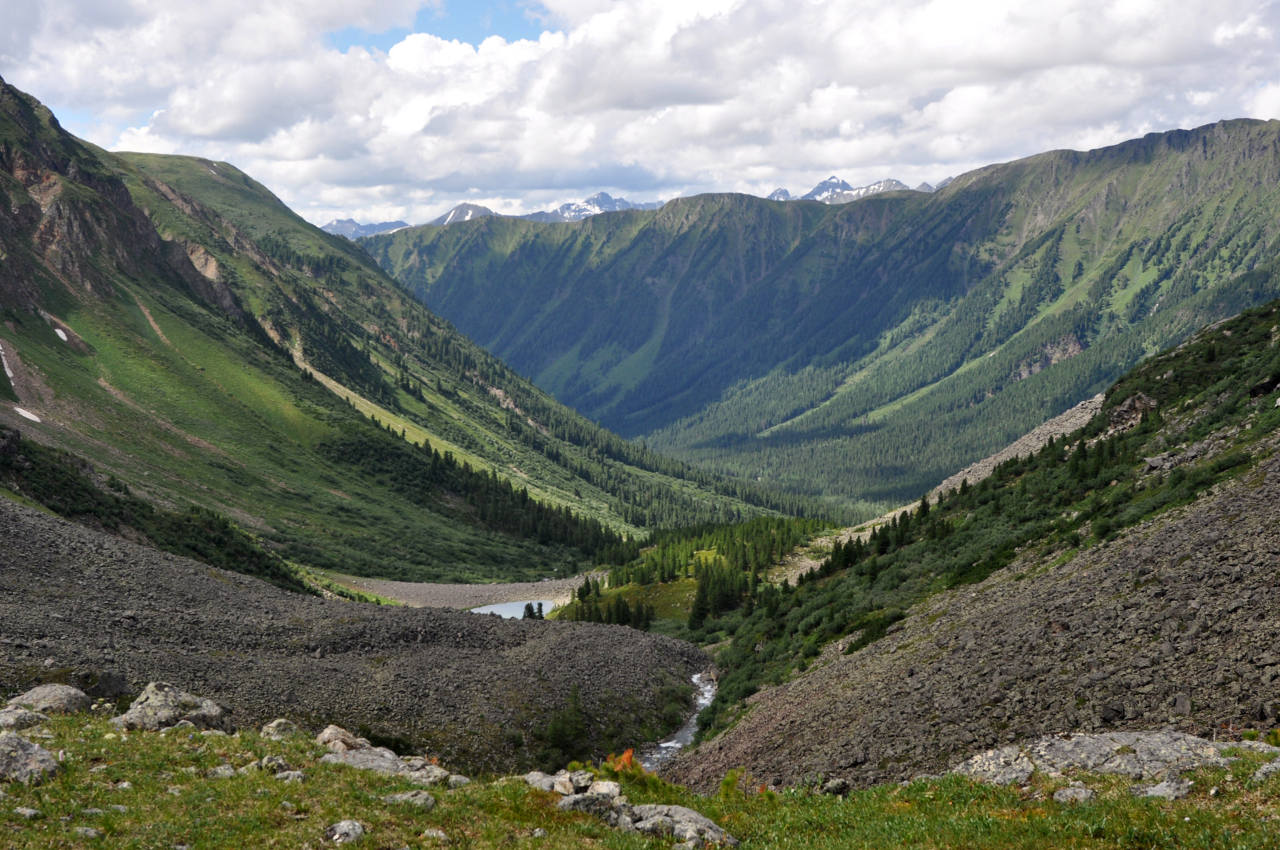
[{"left": 639, "top": 671, "right": 716, "bottom": 773}]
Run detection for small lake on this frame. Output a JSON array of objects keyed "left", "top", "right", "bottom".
[
  {"left": 469, "top": 599, "right": 557, "bottom": 619},
  {"left": 639, "top": 671, "right": 717, "bottom": 773}
]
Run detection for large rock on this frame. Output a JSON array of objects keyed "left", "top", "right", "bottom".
[
  {"left": 0, "top": 732, "right": 59, "bottom": 784},
  {"left": 320, "top": 747, "right": 404, "bottom": 775},
  {"left": 383, "top": 789, "right": 436, "bottom": 809},
  {"left": 316, "top": 725, "right": 369, "bottom": 752},
  {"left": 110, "top": 682, "right": 232, "bottom": 732},
  {"left": 324, "top": 820, "right": 365, "bottom": 844},
  {"left": 7, "top": 684, "right": 89, "bottom": 714},
  {"left": 550, "top": 782, "right": 738, "bottom": 846},
  {"left": 630, "top": 804, "right": 740, "bottom": 847},
  {"left": 316, "top": 728, "right": 456, "bottom": 786},
  {"left": 0, "top": 707, "right": 48, "bottom": 731},
  {"left": 952, "top": 732, "right": 1239, "bottom": 785},
  {"left": 260, "top": 718, "right": 299, "bottom": 740}
]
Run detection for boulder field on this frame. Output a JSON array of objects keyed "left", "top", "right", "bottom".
[
  {"left": 0, "top": 499, "right": 704, "bottom": 772},
  {"left": 670, "top": 432, "right": 1280, "bottom": 791}
]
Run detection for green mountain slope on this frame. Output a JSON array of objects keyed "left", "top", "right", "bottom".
[
  {"left": 365, "top": 120, "right": 1280, "bottom": 504},
  {"left": 0, "top": 77, "right": 791, "bottom": 584},
  {"left": 664, "top": 297, "right": 1280, "bottom": 789}
]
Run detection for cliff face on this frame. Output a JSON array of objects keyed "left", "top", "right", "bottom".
[{"left": 0, "top": 77, "right": 242, "bottom": 321}]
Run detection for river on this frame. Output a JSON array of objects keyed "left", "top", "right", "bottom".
[{"left": 639, "top": 671, "right": 717, "bottom": 773}]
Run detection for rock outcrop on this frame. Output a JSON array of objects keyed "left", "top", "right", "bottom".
[
  {"left": 0, "top": 732, "right": 58, "bottom": 784},
  {"left": 110, "top": 682, "right": 233, "bottom": 732},
  {"left": 7, "top": 683, "right": 90, "bottom": 714},
  {"left": 950, "top": 731, "right": 1277, "bottom": 785},
  {"left": 527, "top": 770, "right": 739, "bottom": 847}
]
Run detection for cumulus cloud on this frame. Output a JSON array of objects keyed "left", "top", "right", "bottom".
[{"left": 2, "top": 0, "right": 1278, "bottom": 225}]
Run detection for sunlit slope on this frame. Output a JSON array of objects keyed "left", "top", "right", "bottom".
[{"left": 0, "top": 76, "right": 782, "bottom": 584}]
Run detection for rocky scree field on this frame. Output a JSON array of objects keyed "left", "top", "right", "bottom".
[
  {"left": 0, "top": 495, "right": 706, "bottom": 774},
  {"left": 670, "top": 304, "right": 1280, "bottom": 792}
]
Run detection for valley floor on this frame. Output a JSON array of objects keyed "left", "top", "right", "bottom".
[{"left": 325, "top": 572, "right": 584, "bottom": 610}]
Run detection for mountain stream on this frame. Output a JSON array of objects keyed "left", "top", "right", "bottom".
[{"left": 639, "top": 671, "right": 716, "bottom": 773}]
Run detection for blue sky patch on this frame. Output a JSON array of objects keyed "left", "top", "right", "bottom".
[{"left": 326, "top": 1, "right": 551, "bottom": 52}]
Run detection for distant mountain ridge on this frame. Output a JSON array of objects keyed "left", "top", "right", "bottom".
[
  {"left": 765, "top": 176, "right": 930, "bottom": 204},
  {"left": 419, "top": 192, "right": 665, "bottom": 229},
  {"left": 524, "top": 192, "right": 664, "bottom": 222},
  {"left": 799, "top": 176, "right": 913, "bottom": 203},
  {"left": 320, "top": 218, "right": 408, "bottom": 238},
  {"left": 363, "top": 119, "right": 1280, "bottom": 505},
  {"left": 429, "top": 202, "right": 496, "bottom": 226}
]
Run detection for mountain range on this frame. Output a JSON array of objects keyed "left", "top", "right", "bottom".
[
  {"left": 3, "top": 72, "right": 1280, "bottom": 832},
  {"left": 319, "top": 217, "right": 408, "bottom": 238},
  {"left": 0, "top": 75, "right": 801, "bottom": 590},
  {"left": 361, "top": 119, "right": 1280, "bottom": 506}
]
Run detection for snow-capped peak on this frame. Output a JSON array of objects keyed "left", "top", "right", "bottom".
[
  {"left": 797, "top": 177, "right": 912, "bottom": 205},
  {"left": 429, "top": 203, "right": 498, "bottom": 227}
]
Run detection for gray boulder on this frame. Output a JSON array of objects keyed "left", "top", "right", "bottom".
[
  {"left": 111, "top": 682, "right": 232, "bottom": 732},
  {"left": 383, "top": 789, "right": 436, "bottom": 809},
  {"left": 319, "top": 746, "right": 453, "bottom": 787},
  {"left": 320, "top": 747, "right": 404, "bottom": 775},
  {"left": 1053, "top": 784, "right": 1096, "bottom": 804},
  {"left": 630, "top": 804, "right": 740, "bottom": 847},
  {"left": 260, "top": 718, "right": 299, "bottom": 740},
  {"left": 316, "top": 725, "right": 369, "bottom": 752},
  {"left": 7, "top": 683, "right": 90, "bottom": 714},
  {"left": 410, "top": 765, "right": 454, "bottom": 786},
  {"left": 1133, "top": 778, "right": 1193, "bottom": 800},
  {"left": 633, "top": 814, "right": 674, "bottom": 837},
  {"left": 0, "top": 732, "right": 59, "bottom": 784},
  {"left": 821, "top": 777, "right": 850, "bottom": 796},
  {"left": 0, "top": 707, "right": 48, "bottom": 731},
  {"left": 324, "top": 820, "right": 365, "bottom": 843},
  {"left": 586, "top": 779, "right": 621, "bottom": 798},
  {"left": 524, "top": 770, "right": 556, "bottom": 792},
  {"left": 557, "top": 792, "right": 623, "bottom": 820}
]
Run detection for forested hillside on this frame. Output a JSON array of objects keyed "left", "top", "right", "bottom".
[
  {"left": 0, "top": 77, "right": 814, "bottom": 585},
  {"left": 365, "top": 120, "right": 1280, "bottom": 504},
  {"left": 667, "top": 297, "right": 1280, "bottom": 789}
]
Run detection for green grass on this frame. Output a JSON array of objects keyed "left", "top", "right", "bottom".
[
  {"left": 3, "top": 714, "right": 1277, "bottom": 849},
  {"left": 371, "top": 121, "right": 1280, "bottom": 507}
]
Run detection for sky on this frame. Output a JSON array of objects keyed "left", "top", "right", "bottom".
[{"left": 3, "top": 0, "right": 1279, "bottom": 226}]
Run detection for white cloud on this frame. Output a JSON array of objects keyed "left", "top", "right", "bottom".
[{"left": 3, "top": 0, "right": 1278, "bottom": 225}]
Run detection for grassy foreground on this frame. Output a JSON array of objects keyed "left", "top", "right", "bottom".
[{"left": 3, "top": 713, "right": 1278, "bottom": 848}]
